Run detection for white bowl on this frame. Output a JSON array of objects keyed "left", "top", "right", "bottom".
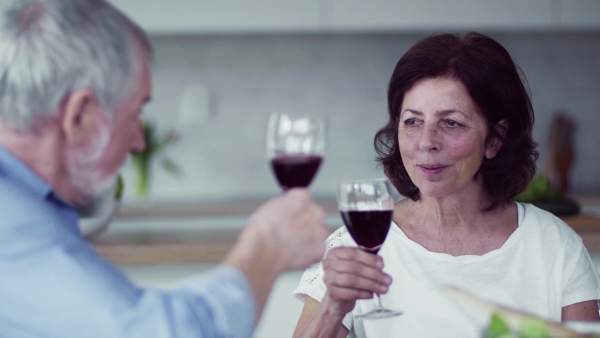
[
  {"left": 78, "top": 185, "right": 121, "bottom": 239},
  {"left": 565, "top": 320, "right": 600, "bottom": 334}
]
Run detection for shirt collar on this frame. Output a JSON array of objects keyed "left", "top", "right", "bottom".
[
  {"left": 0, "top": 145, "right": 81, "bottom": 236},
  {"left": 0, "top": 145, "right": 54, "bottom": 199},
  {"left": 0, "top": 144, "right": 79, "bottom": 211}
]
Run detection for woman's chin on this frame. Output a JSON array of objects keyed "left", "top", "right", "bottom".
[{"left": 416, "top": 184, "right": 454, "bottom": 199}]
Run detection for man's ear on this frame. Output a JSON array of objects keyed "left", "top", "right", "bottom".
[
  {"left": 485, "top": 119, "right": 509, "bottom": 160},
  {"left": 61, "top": 89, "right": 98, "bottom": 146}
]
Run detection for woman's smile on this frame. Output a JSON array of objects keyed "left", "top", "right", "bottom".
[{"left": 417, "top": 164, "right": 450, "bottom": 176}]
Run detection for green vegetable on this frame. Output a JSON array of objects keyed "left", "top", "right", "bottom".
[
  {"left": 487, "top": 312, "right": 513, "bottom": 338},
  {"left": 519, "top": 318, "right": 549, "bottom": 338},
  {"left": 513, "top": 175, "right": 560, "bottom": 204},
  {"left": 485, "top": 313, "right": 552, "bottom": 338}
]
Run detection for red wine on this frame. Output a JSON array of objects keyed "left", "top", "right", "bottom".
[
  {"left": 270, "top": 155, "right": 322, "bottom": 190},
  {"left": 340, "top": 210, "right": 393, "bottom": 253}
]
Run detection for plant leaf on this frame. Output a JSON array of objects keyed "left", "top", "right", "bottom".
[
  {"left": 161, "top": 158, "right": 182, "bottom": 175},
  {"left": 113, "top": 174, "right": 124, "bottom": 200}
]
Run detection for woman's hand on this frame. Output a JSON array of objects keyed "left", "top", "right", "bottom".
[
  {"left": 293, "top": 248, "right": 393, "bottom": 338},
  {"left": 321, "top": 247, "right": 392, "bottom": 316}
]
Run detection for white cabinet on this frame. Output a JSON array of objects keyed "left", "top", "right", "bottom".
[
  {"left": 325, "top": 0, "right": 600, "bottom": 32},
  {"left": 2, "top": 0, "right": 599, "bottom": 34},
  {"left": 89, "top": 1, "right": 600, "bottom": 34},
  {"left": 326, "top": 0, "right": 555, "bottom": 32},
  {"left": 107, "top": 0, "right": 323, "bottom": 35}
]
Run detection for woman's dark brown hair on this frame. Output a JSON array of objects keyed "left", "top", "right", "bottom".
[{"left": 374, "top": 32, "right": 538, "bottom": 211}]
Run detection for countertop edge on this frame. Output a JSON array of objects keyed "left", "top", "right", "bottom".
[{"left": 95, "top": 195, "right": 600, "bottom": 265}]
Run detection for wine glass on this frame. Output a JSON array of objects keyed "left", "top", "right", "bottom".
[
  {"left": 266, "top": 112, "right": 326, "bottom": 191},
  {"left": 336, "top": 178, "right": 402, "bottom": 319}
]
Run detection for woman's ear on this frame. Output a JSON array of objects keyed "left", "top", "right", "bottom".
[
  {"left": 485, "top": 119, "right": 509, "bottom": 160},
  {"left": 60, "top": 88, "right": 99, "bottom": 146}
]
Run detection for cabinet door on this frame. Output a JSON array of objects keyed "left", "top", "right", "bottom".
[
  {"left": 326, "top": 0, "right": 554, "bottom": 32},
  {"left": 108, "top": 0, "right": 322, "bottom": 34}
]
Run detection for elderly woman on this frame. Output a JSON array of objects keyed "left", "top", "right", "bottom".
[{"left": 292, "top": 32, "right": 600, "bottom": 338}]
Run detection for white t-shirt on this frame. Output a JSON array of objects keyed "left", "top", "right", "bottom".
[{"left": 293, "top": 203, "right": 600, "bottom": 338}]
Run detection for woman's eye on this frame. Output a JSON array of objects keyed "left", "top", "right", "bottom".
[
  {"left": 403, "top": 118, "right": 419, "bottom": 126},
  {"left": 444, "top": 119, "right": 462, "bottom": 127}
]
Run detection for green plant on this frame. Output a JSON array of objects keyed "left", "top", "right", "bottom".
[
  {"left": 129, "top": 120, "right": 181, "bottom": 197},
  {"left": 113, "top": 174, "right": 124, "bottom": 200}
]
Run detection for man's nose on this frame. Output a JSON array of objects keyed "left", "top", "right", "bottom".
[{"left": 131, "top": 121, "right": 146, "bottom": 153}]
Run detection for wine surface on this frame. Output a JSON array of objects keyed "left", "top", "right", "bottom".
[
  {"left": 270, "top": 155, "right": 322, "bottom": 190},
  {"left": 340, "top": 210, "right": 393, "bottom": 253}
]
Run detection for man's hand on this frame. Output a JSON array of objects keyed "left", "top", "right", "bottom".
[
  {"left": 223, "top": 188, "right": 330, "bottom": 321},
  {"left": 243, "top": 188, "right": 329, "bottom": 272}
]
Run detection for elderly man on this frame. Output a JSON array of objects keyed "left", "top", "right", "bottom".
[{"left": 0, "top": 0, "right": 329, "bottom": 337}]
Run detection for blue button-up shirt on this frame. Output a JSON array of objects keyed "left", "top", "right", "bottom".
[{"left": 0, "top": 146, "right": 256, "bottom": 337}]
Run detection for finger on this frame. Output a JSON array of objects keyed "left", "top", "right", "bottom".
[
  {"left": 317, "top": 224, "right": 332, "bottom": 242},
  {"left": 329, "top": 247, "right": 385, "bottom": 269},
  {"left": 312, "top": 204, "right": 326, "bottom": 222},
  {"left": 285, "top": 188, "right": 311, "bottom": 201},
  {"left": 327, "top": 287, "right": 374, "bottom": 301},
  {"left": 323, "top": 272, "right": 388, "bottom": 293},
  {"left": 323, "top": 255, "right": 392, "bottom": 288}
]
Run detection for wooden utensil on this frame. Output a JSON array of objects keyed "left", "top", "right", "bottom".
[
  {"left": 441, "top": 286, "right": 589, "bottom": 338},
  {"left": 545, "top": 112, "right": 575, "bottom": 194}
]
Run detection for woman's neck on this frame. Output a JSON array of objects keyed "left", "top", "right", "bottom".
[
  {"left": 393, "top": 186, "right": 517, "bottom": 256},
  {"left": 412, "top": 185, "right": 495, "bottom": 228}
]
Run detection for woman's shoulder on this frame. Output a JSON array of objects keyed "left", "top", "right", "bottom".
[
  {"left": 519, "top": 202, "right": 582, "bottom": 244},
  {"left": 292, "top": 226, "right": 355, "bottom": 302},
  {"left": 324, "top": 226, "right": 355, "bottom": 251}
]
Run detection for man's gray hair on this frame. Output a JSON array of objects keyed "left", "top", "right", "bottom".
[{"left": 0, "top": 0, "right": 153, "bottom": 132}]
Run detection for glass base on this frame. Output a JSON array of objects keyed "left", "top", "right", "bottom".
[{"left": 355, "top": 307, "right": 403, "bottom": 320}]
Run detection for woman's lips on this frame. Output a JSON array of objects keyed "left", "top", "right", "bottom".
[{"left": 418, "top": 165, "right": 449, "bottom": 175}]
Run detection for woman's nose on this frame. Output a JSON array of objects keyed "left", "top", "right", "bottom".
[{"left": 418, "top": 124, "right": 441, "bottom": 152}]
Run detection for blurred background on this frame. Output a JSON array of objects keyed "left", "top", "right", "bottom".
[
  {"left": 98, "top": 4, "right": 599, "bottom": 334},
  {"left": 103, "top": 0, "right": 600, "bottom": 203},
  {"left": 99, "top": 3, "right": 600, "bottom": 334},
  {"left": 3, "top": 1, "right": 597, "bottom": 337}
]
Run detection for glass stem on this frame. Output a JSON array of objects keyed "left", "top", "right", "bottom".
[{"left": 373, "top": 293, "right": 384, "bottom": 309}]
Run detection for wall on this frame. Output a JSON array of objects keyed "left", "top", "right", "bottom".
[{"left": 121, "top": 32, "right": 600, "bottom": 202}]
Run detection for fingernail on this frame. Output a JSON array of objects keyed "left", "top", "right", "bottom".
[
  {"left": 383, "top": 276, "right": 392, "bottom": 285},
  {"left": 379, "top": 285, "right": 388, "bottom": 293},
  {"left": 376, "top": 260, "right": 384, "bottom": 268}
]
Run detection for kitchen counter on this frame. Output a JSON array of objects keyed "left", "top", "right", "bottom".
[{"left": 91, "top": 195, "right": 600, "bottom": 265}]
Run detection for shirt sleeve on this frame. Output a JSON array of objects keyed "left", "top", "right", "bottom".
[
  {"left": 292, "top": 226, "right": 356, "bottom": 332},
  {"left": 175, "top": 266, "right": 256, "bottom": 337},
  {"left": 561, "top": 235, "right": 600, "bottom": 307},
  {"left": 293, "top": 226, "right": 352, "bottom": 303},
  {"left": 120, "top": 266, "right": 256, "bottom": 338}
]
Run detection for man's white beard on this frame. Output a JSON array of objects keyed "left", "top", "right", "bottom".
[{"left": 67, "top": 124, "right": 115, "bottom": 206}]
